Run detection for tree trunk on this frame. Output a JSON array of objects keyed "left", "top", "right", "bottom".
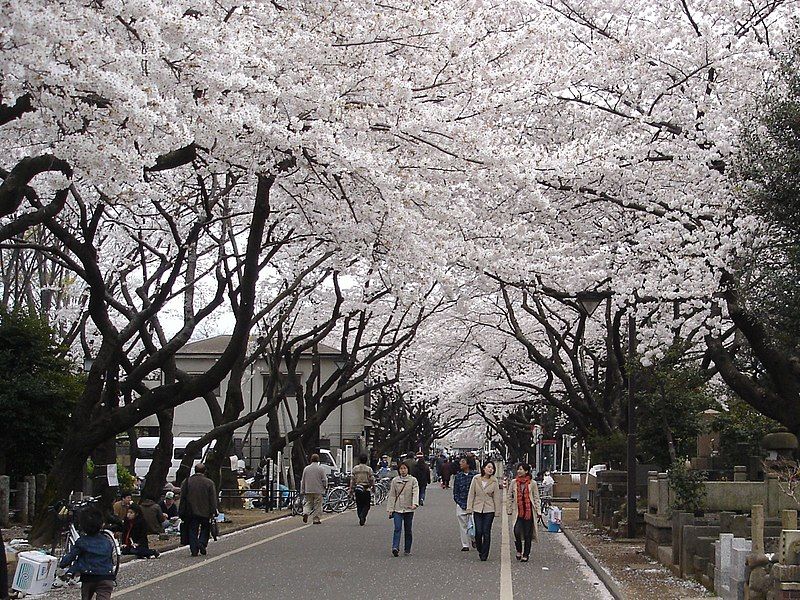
[{"left": 141, "top": 409, "right": 173, "bottom": 500}]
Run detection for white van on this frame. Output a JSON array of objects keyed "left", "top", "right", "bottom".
[
  {"left": 318, "top": 449, "right": 339, "bottom": 476},
  {"left": 134, "top": 437, "right": 237, "bottom": 483}
]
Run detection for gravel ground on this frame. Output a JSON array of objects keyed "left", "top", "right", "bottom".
[{"left": 562, "top": 508, "right": 715, "bottom": 599}]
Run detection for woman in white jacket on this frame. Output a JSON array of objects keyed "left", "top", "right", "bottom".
[
  {"left": 386, "top": 462, "right": 419, "bottom": 556},
  {"left": 466, "top": 460, "right": 503, "bottom": 561}
]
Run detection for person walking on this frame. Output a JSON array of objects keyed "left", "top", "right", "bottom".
[
  {"left": 58, "top": 507, "right": 117, "bottom": 599},
  {"left": 179, "top": 462, "right": 218, "bottom": 557},
  {"left": 300, "top": 453, "right": 328, "bottom": 525},
  {"left": 453, "top": 456, "right": 478, "bottom": 551},
  {"left": 466, "top": 460, "right": 502, "bottom": 561},
  {"left": 411, "top": 453, "right": 431, "bottom": 506},
  {"left": 439, "top": 455, "right": 451, "bottom": 488},
  {"left": 386, "top": 461, "right": 419, "bottom": 556},
  {"left": 350, "top": 453, "right": 376, "bottom": 526},
  {"left": 507, "top": 462, "right": 541, "bottom": 563}
]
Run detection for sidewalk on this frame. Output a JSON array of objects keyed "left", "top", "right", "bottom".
[{"left": 562, "top": 508, "right": 714, "bottom": 599}]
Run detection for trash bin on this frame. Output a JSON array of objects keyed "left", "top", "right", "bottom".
[{"left": 12, "top": 551, "right": 58, "bottom": 596}]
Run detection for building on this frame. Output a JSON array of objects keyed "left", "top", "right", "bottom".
[{"left": 137, "top": 335, "right": 368, "bottom": 468}]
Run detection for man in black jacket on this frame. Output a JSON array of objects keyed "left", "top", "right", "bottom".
[
  {"left": 179, "top": 463, "right": 218, "bottom": 557},
  {"left": 411, "top": 454, "right": 431, "bottom": 506}
]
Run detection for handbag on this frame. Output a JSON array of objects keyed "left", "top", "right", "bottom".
[
  {"left": 210, "top": 517, "right": 220, "bottom": 541},
  {"left": 466, "top": 515, "right": 475, "bottom": 538}
]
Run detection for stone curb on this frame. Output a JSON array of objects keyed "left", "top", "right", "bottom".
[
  {"left": 561, "top": 525, "right": 626, "bottom": 600},
  {"left": 120, "top": 510, "right": 291, "bottom": 563}
]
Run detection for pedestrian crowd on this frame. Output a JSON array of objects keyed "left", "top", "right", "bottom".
[
  {"left": 21, "top": 451, "right": 542, "bottom": 600},
  {"left": 299, "top": 449, "right": 541, "bottom": 563}
]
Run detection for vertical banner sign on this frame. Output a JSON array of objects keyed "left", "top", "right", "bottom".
[
  {"left": 336, "top": 449, "right": 343, "bottom": 474},
  {"left": 345, "top": 445, "right": 353, "bottom": 474}
]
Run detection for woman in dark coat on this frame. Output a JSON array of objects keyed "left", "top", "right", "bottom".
[{"left": 121, "top": 504, "right": 159, "bottom": 559}]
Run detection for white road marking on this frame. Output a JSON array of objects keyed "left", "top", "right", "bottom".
[
  {"left": 500, "top": 490, "right": 513, "bottom": 600},
  {"left": 113, "top": 514, "right": 340, "bottom": 596}
]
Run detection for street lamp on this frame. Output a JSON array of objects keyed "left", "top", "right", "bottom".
[
  {"left": 576, "top": 291, "right": 606, "bottom": 318},
  {"left": 576, "top": 290, "right": 638, "bottom": 539}
]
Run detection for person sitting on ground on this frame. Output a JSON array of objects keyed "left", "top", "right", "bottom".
[
  {"left": 138, "top": 497, "right": 166, "bottom": 534},
  {"left": 121, "top": 504, "right": 159, "bottom": 559},
  {"left": 159, "top": 491, "right": 178, "bottom": 520},
  {"left": 112, "top": 491, "right": 132, "bottom": 522},
  {"left": 58, "top": 507, "right": 116, "bottom": 599}
]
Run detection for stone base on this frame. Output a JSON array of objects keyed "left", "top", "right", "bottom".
[{"left": 657, "top": 545, "right": 673, "bottom": 568}]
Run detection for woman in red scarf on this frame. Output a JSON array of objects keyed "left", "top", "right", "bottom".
[{"left": 506, "top": 462, "right": 541, "bottom": 562}]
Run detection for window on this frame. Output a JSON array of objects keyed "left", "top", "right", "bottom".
[
  {"left": 137, "top": 448, "right": 156, "bottom": 459},
  {"left": 174, "top": 447, "right": 201, "bottom": 461},
  {"left": 319, "top": 453, "right": 335, "bottom": 467},
  {"left": 263, "top": 373, "right": 299, "bottom": 397}
]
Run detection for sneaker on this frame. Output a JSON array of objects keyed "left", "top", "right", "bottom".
[
  {"left": 302, "top": 514, "right": 308, "bottom": 524},
  {"left": 199, "top": 547, "right": 206, "bottom": 556},
  {"left": 313, "top": 519, "right": 321, "bottom": 524},
  {"left": 392, "top": 548, "right": 399, "bottom": 557},
  {"left": 404, "top": 551, "right": 411, "bottom": 556},
  {"left": 151, "top": 551, "right": 160, "bottom": 559},
  {"left": 461, "top": 547, "right": 470, "bottom": 552}
]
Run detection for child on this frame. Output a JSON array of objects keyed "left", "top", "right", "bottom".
[
  {"left": 58, "top": 507, "right": 116, "bottom": 599},
  {"left": 121, "top": 504, "right": 159, "bottom": 559}
]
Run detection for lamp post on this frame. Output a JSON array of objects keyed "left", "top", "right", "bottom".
[{"left": 577, "top": 292, "right": 637, "bottom": 539}]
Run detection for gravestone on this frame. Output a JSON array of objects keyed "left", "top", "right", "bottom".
[
  {"left": 729, "top": 537, "right": 752, "bottom": 600},
  {"left": 715, "top": 533, "right": 734, "bottom": 596}
]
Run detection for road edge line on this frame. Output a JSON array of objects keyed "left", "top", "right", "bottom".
[
  {"left": 500, "top": 490, "right": 513, "bottom": 600},
  {"left": 561, "top": 525, "right": 625, "bottom": 600}
]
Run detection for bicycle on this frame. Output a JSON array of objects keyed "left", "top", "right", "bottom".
[{"left": 48, "top": 496, "right": 121, "bottom": 580}]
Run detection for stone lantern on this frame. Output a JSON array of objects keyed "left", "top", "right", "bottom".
[{"left": 761, "top": 427, "right": 799, "bottom": 464}]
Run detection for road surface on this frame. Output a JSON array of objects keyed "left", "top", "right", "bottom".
[{"left": 51, "top": 486, "right": 613, "bottom": 600}]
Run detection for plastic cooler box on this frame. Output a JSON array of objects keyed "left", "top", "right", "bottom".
[{"left": 12, "top": 551, "right": 58, "bottom": 596}]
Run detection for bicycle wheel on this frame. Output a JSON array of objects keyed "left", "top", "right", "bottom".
[
  {"left": 327, "top": 487, "right": 349, "bottom": 513},
  {"left": 291, "top": 494, "right": 305, "bottom": 516},
  {"left": 100, "top": 530, "right": 121, "bottom": 577}
]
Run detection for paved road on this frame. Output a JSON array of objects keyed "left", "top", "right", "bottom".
[{"left": 52, "top": 486, "right": 612, "bottom": 600}]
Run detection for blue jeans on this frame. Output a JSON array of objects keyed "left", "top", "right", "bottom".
[
  {"left": 473, "top": 512, "right": 495, "bottom": 560},
  {"left": 392, "top": 512, "right": 414, "bottom": 552}
]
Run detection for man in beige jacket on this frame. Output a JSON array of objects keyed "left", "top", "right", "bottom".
[{"left": 300, "top": 454, "right": 328, "bottom": 524}]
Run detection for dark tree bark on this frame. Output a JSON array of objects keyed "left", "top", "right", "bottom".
[{"left": 141, "top": 409, "right": 174, "bottom": 500}]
